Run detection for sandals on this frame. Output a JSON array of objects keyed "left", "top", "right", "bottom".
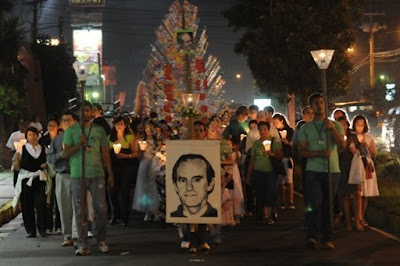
[{"left": 360, "top": 220, "right": 369, "bottom": 227}]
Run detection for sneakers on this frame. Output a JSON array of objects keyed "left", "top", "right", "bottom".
[
  {"left": 265, "top": 218, "right": 275, "bottom": 225},
  {"left": 280, "top": 203, "right": 286, "bottom": 210},
  {"left": 322, "top": 241, "right": 336, "bottom": 249},
  {"left": 75, "top": 247, "right": 90, "bottom": 256},
  {"left": 306, "top": 238, "right": 319, "bottom": 250},
  {"left": 200, "top": 243, "right": 211, "bottom": 252},
  {"left": 45, "top": 229, "right": 52, "bottom": 235},
  {"left": 87, "top": 231, "right": 94, "bottom": 238},
  {"left": 180, "top": 241, "right": 190, "bottom": 249},
  {"left": 61, "top": 238, "right": 74, "bottom": 247},
  {"left": 99, "top": 241, "right": 109, "bottom": 253},
  {"left": 56, "top": 228, "right": 63, "bottom": 234},
  {"left": 288, "top": 203, "right": 295, "bottom": 210}
]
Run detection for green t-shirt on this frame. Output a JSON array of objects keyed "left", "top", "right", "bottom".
[
  {"left": 250, "top": 137, "right": 282, "bottom": 172},
  {"left": 297, "top": 119, "right": 344, "bottom": 173},
  {"left": 63, "top": 122, "right": 108, "bottom": 178},
  {"left": 108, "top": 134, "right": 134, "bottom": 149}
]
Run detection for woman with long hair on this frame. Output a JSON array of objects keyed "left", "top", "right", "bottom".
[
  {"left": 273, "top": 113, "right": 295, "bottom": 210},
  {"left": 132, "top": 123, "right": 160, "bottom": 221},
  {"left": 108, "top": 116, "right": 138, "bottom": 226},
  {"left": 351, "top": 114, "right": 379, "bottom": 227}
]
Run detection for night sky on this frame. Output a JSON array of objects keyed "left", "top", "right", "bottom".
[{"left": 11, "top": 0, "right": 400, "bottom": 109}]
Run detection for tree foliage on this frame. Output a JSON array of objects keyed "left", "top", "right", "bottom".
[
  {"left": 223, "top": 0, "right": 366, "bottom": 105},
  {"left": 0, "top": 3, "right": 27, "bottom": 128},
  {"left": 33, "top": 34, "right": 78, "bottom": 117}
]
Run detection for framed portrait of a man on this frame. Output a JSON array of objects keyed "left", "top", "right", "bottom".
[
  {"left": 176, "top": 29, "right": 195, "bottom": 54},
  {"left": 166, "top": 140, "right": 221, "bottom": 224}
]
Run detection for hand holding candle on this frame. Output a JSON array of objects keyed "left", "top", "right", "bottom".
[
  {"left": 280, "top": 130, "right": 287, "bottom": 139},
  {"left": 113, "top": 143, "right": 122, "bottom": 154},
  {"left": 139, "top": 140, "right": 147, "bottom": 151},
  {"left": 262, "top": 140, "right": 272, "bottom": 151}
]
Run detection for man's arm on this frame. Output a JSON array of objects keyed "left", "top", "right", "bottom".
[
  {"left": 299, "top": 140, "right": 330, "bottom": 158},
  {"left": 101, "top": 145, "right": 114, "bottom": 188},
  {"left": 61, "top": 133, "right": 86, "bottom": 159},
  {"left": 324, "top": 119, "right": 345, "bottom": 149}
]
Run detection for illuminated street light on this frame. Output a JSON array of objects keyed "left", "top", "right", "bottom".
[
  {"left": 92, "top": 91, "right": 100, "bottom": 99},
  {"left": 235, "top": 73, "right": 241, "bottom": 79},
  {"left": 310, "top": 48, "right": 335, "bottom": 233}
]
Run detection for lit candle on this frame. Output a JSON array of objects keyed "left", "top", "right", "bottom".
[
  {"left": 113, "top": 143, "right": 122, "bottom": 154},
  {"left": 262, "top": 140, "right": 272, "bottom": 151},
  {"left": 139, "top": 140, "right": 147, "bottom": 151}
]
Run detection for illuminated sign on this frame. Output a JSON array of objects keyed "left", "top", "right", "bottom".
[
  {"left": 70, "top": 0, "right": 105, "bottom": 7},
  {"left": 73, "top": 29, "right": 102, "bottom": 87}
]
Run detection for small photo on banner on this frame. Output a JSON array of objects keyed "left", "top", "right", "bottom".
[
  {"left": 166, "top": 140, "right": 221, "bottom": 224},
  {"left": 176, "top": 29, "right": 195, "bottom": 55}
]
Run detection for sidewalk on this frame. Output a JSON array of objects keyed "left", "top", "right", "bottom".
[
  {"left": 0, "top": 188, "right": 399, "bottom": 265},
  {"left": 0, "top": 169, "right": 20, "bottom": 227}
]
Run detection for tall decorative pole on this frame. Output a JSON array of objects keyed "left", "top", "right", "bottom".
[
  {"left": 73, "top": 62, "right": 88, "bottom": 237},
  {"left": 310, "top": 49, "right": 335, "bottom": 232}
]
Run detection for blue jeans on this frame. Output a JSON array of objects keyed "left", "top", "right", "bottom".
[
  {"left": 71, "top": 177, "right": 107, "bottom": 248},
  {"left": 305, "top": 171, "right": 339, "bottom": 242}
]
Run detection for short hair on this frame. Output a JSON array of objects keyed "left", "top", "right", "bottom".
[
  {"left": 249, "top": 119, "right": 258, "bottom": 127},
  {"left": 92, "top": 103, "right": 103, "bottom": 113},
  {"left": 194, "top": 120, "right": 206, "bottom": 130},
  {"left": 235, "top": 105, "right": 248, "bottom": 116},
  {"left": 308, "top": 92, "right": 323, "bottom": 105},
  {"left": 258, "top": 121, "right": 270, "bottom": 130},
  {"left": 172, "top": 154, "right": 215, "bottom": 186},
  {"left": 47, "top": 117, "right": 59, "bottom": 126},
  {"left": 62, "top": 111, "right": 78, "bottom": 121},
  {"left": 249, "top": 105, "right": 259, "bottom": 112},
  {"left": 84, "top": 100, "right": 92, "bottom": 109},
  {"left": 25, "top": 126, "right": 39, "bottom": 138},
  {"left": 351, "top": 114, "right": 369, "bottom": 133},
  {"left": 332, "top": 108, "right": 348, "bottom": 121},
  {"left": 264, "top": 105, "right": 275, "bottom": 114}
]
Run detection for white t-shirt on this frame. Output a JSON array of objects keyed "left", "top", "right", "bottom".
[{"left": 29, "top": 121, "right": 43, "bottom": 132}]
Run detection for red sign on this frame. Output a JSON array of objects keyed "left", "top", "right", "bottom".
[{"left": 102, "top": 65, "right": 117, "bottom": 86}]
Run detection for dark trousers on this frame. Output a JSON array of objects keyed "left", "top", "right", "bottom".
[
  {"left": 253, "top": 170, "right": 279, "bottom": 208},
  {"left": 305, "top": 171, "right": 339, "bottom": 242},
  {"left": 243, "top": 155, "right": 255, "bottom": 214},
  {"left": 110, "top": 162, "right": 138, "bottom": 222},
  {"left": 21, "top": 178, "right": 46, "bottom": 235},
  {"left": 13, "top": 171, "right": 19, "bottom": 187},
  {"left": 46, "top": 176, "right": 61, "bottom": 231}
]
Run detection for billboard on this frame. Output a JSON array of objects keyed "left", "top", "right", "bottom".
[
  {"left": 73, "top": 29, "right": 102, "bottom": 87},
  {"left": 70, "top": 0, "right": 105, "bottom": 7}
]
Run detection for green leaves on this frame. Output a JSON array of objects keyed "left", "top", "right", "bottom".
[{"left": 223, "top": 0, "right": 366, "bottom": 105}]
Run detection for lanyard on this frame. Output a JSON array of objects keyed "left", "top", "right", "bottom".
[
  {"left": 312, "top": 121, "right": 325, "bottom": 141},
  {"left": 80, "top": 123, "right": 93, "bottom": 147}
]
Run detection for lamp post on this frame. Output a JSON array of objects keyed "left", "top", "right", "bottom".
[
  {"left": 310, "top": 49, "right": 335, "bottom": 232},
  {"left": 101, "top": 74, "right": 106, "bottom": 102},
  {"left": 73, "top": 61, "right": 88, "bottom": 237},
  {"left": 182, "top": 93, "right": 200, "bottom": 139}
]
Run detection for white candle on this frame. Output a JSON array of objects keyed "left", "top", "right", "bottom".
[
  {"left": 262, "top": 140, "right": 272, "bottom": 151},
  {"left": 280, "top": 130, "right": 287, "bottom": 139},
  {"left": 113, "top": 143, "right": 122, "bottom": 154},
  {"left": 139, "top": 140, "right": 147, "bottom": 151},
  {"left": 240, "top": 134, "right": 246, "bottom": 141}
]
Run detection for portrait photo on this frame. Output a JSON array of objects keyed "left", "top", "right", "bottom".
[
  {"left": 176, "top": 29, "right": 195, "bottom": 54},
  {"left": 166, "top": 140, "right": 221, "bottom": 224}
]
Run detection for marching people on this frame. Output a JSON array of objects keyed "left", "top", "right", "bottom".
[
  {"left": 351, "top": 114, "right": 379, "bottom": 228},
  {"left": 47, "top": 111, "right": 79, "bottom": 246},
  {"left": 40, "top": 117, "right": 62, "bottom": 235},
  {"left": 108, "top": 115, "right": 138, "bottom": 226},
  {"left": 297, "top": 93, "right": 345, "bottom": 249},
  {"left": 63, "top": 101, "right": 114, "bottom": 256},
  {"left": 12, "top": 127, "right": 48, "bottom": 238},
  {"left": 246, "top": 121, "right": 283, "bottom": 224},
  {"left": 273, "top": 113, "right": 295, "bottom": 210}
]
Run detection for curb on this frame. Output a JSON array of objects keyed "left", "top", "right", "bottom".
[{"left": 0, "top": 200, "right": 21, "bottom": 227}]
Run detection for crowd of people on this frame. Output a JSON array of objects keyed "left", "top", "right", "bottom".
[{"left": 6, "top": 92, "right": 379, "bottom": 255}]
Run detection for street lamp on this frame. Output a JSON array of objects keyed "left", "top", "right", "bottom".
[
  {"left": 182, "top": 93, "right": 200, "bottom": 139},
  {"left": 101, "top": 74, "right": 106, "bottom": 102},
  {"left": 310, "top": 49, "right": 335, "bottom": 232}
]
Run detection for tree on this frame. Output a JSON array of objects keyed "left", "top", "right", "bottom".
[
  {"left": 32, "top": 34, "right": 78, "bottom": 117},
  {"left": 223, "top": 0, "right": 366, "bottom": 105}
]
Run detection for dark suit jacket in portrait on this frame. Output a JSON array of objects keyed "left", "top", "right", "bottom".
[{"left": 170, "top": 203, "right": 218, "bottom": 218}]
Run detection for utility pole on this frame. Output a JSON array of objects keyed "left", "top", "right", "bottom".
[
  {"left": 58, "top": 16, "right": 64, "bottom": 44},
  {"left": 24, "top": 0, "right": 47, "bottom": 43},
  {"left": 360, "top": 13, "right": 386, "bottom": 90}
]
